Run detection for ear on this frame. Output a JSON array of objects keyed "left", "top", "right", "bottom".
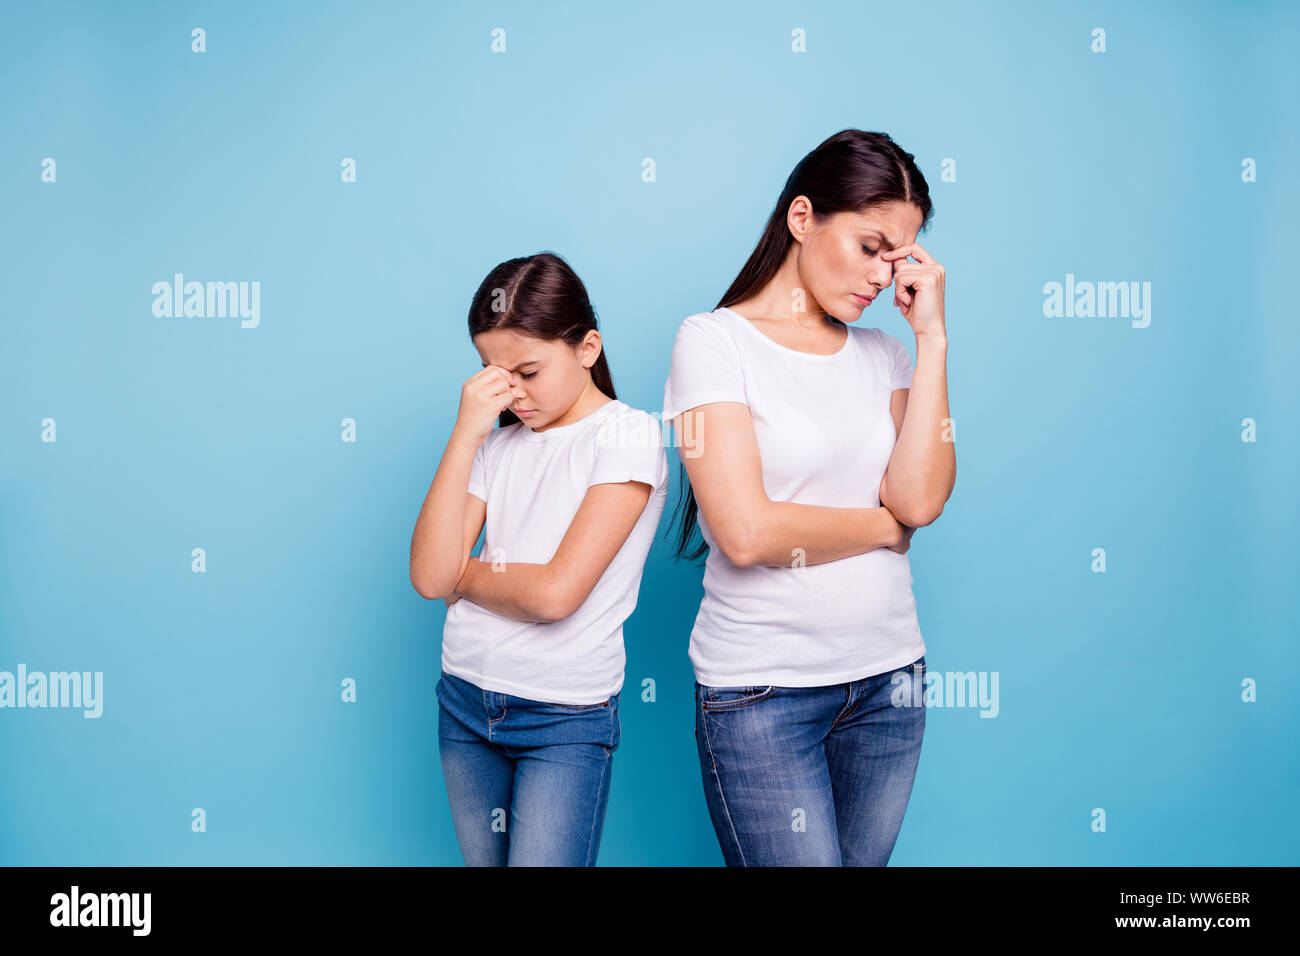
[
  {"left": 580, "top": 329, "right": 602, "bottom": 368},
  {"left": 787, "top": 194, "right": 814, "bottom": 242}
]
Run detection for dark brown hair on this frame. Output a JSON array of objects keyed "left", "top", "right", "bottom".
[
  {"left": 467, "top": 251, "right": 617, "bottom": 429},
  {"left": 669, "top": 129, "right": 935, "bottom": 562}
]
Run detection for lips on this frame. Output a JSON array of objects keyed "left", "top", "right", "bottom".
[{"left": 852, "top": 292, "right": 875, "bottom": 304}]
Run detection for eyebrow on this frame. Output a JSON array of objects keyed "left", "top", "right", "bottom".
[
  {"left": 481, "top": 359, "right": 540, "bottom": 372},
  {"left": 865, "top": 231, "right": 900, "bottom": 251}
]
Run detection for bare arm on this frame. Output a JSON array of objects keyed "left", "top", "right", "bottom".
[
  {"left": 410, "top": 366, "right": 511, "bottom": 599},
  {"left": 675, "top": 402, "right": 904, "bottom": 569},
  {"left": 879, "top": 335, "right": 955, "bottom": 527},
  {"left": 410, "top": 434, "right": 487, "bottom": 599},
  {"left": 453, "top": 479, "right": 654, "bottom": 622}
]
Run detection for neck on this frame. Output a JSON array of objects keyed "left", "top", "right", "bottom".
[
  {"left": 734, "top": 251, "right": 833, "bottom": 327},
  {"left": 533, "top": 378, "right": 610, "bottom": 431}
]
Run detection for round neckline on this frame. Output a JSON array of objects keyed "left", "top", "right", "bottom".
[
  {"left": 719, "top": 306, "right": 851, "bottom": 361},
  {"left": 519, "top": 397, "right": 621, "bottom": 442}
]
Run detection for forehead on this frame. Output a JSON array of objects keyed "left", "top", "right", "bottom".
[
  {"left": 473, "top": 327, "right": 558, "bottom": 367},
  {"left": 841, "top": 203, "right": 923, "bottom": 247}
]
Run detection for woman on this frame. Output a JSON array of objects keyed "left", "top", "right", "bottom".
[
  {"left": 661, "top": 129, "right": 955, "bottom": 866},
  {"left": 410, "top": 252, "right": 669, "bottom": 866}
]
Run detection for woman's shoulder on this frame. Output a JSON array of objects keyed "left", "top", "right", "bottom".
[
  {"left": 850, "top": 323, "right": 908, "bottom": 353},
  {"left": 668, "top": 307, "right": 745, "bottom": 356},
  {"left": 675, "top": 306, "right": 737, "bottom": 333}
]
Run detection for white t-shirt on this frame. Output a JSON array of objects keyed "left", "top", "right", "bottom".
[
  {"left": 441, "top": 398, "right": 669, "bottom": 705},
  {"left": 661, "top": 306, "right": 926, "bottom": 688}
]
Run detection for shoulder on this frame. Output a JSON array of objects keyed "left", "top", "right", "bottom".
[
  {"left": 594, "top": 402, "right": 670, "bottom": 484},
  {"left": 673, "top": 308, "right": 738, "bottom": 342},
  {"left": 481, "top": 420, "right": 524, "bottom": 454},
  {"left": 596, "top": 401, "right": 664, "bottom": 449},
  {"left": 853, "top": 325, "right": 909, "bottom": 357}
]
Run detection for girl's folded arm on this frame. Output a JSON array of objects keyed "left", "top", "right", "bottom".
[{"left": 454, "top": 479, "right": 653, "bottom": 623}]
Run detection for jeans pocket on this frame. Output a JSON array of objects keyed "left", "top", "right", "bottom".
[
  {"left": 545, "top": 698, "right": 610, "bottom": 713},
  {"left": 700, "top": 684, "right": 776, "bottom": 712}
]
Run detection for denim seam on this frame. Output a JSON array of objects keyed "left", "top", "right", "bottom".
[
  {"left": 585, "top": 741, "right": 611, "bottom": 866},
  {"left": 699, "top": 704, "right": 747, "bottom": 866},
  {"left": 487, "top": 691, "right": 507, "bottom": 730},
  {"left": 831, "top": 685, "right": 857, "bottom": 728}
]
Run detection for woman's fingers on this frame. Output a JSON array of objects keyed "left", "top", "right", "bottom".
[{"left": 881, "top": 241, "right": 936, "bottom": 266}]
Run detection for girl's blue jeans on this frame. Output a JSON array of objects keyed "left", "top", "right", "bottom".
[
  {"left": 694, "top": 654, "right": 927, "bottom": 866},
  {"left": 436, "top": 670, "right": 619, "bottom": 866}
]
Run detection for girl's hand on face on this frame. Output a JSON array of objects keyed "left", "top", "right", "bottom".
[
  {"left": 453, "top": 366, "right": 514, "bottom": 448},
  {"left": 881, "top": 242, "right": 946, "bottom": 340}
]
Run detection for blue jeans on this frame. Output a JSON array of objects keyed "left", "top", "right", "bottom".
[
  {"left": 435, "top": 670, "right": 620, "bottom": 866},
  {"left": 694, "top": 654, "right": 927, "bottom": 866}
]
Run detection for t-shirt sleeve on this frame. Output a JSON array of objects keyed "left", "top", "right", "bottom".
[
  {"left": 661, "top": 313, "right": 747, "bottom": 422},
  {"left": 467, "top": 439, "right": 487, "bottom": 501},
  {"left": 587, "top": 411, "right": 668, "bottom": 491},
  {"left": 880, "top": 329, "right": 915, "bottom": 389}
]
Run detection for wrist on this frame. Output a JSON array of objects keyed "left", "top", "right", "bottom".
[
  {"left": 447, "top": 428, "right": 482, "bottom": 456},
  {"left": 877, "top": 506, "right": 904, "bottom": 549}
]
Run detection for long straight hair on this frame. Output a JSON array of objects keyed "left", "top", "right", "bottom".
[
  {"left": 669, "top": 129, "right": 935, "bottom": 562},
  {"left": 467, "top": 251, "right": 616, "bottom": 429}
]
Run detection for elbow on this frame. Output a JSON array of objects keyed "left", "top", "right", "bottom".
[
  {"left": 536, "top": 588, "right": 579, "bottom": 623},
  {"left": 410, "top": 572, "right": 441, "bottom": 601},
  {"left": 894, "top": 500, "right": 944, "bottom": 529},
  {"left": 715, "top": 529, "right": 759, "bottom": 569},
  {"left": 710, "top": 504, "right": 770, "bottom": 568},
  {"left": 410, "top": 564, "right": 454, "bottom": 602}
]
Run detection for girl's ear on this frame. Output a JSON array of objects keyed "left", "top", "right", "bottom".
[{"left": 580, "top": 329, "right": 602, "bottom": 368}]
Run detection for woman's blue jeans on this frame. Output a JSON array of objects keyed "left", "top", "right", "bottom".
[
  {"left": 436, "top": 670, "right": 620, "bottom": 866},
  {"left": 694, "top": 654, "right": 927, "bottom": 866}
]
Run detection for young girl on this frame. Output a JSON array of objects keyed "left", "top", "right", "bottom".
[
  {"left": 662, "top": 129, "right": 956, "bottom": 866},
  {"left": 410, "top": 251, "right": 669, "bottom": 867}
]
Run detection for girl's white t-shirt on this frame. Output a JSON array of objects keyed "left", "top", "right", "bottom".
[
  {"left": 661, "top": 306, "right": 927, "bottom": 688},
  {"left": 441, "top": 398, "right": 669, "bottom": 705}
]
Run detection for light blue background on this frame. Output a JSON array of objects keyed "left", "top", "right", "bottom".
[{"left": 2, "top": 0, "right": 1296, "bottom": 865}]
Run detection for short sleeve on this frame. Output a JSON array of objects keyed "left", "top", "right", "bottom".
[
  {"left": 880, "top": 330, "right": 914, "bottom": 390},
  {"left": 467, "top": 439, "right": 487, "bottom": 501},
  {"left": 661, "top": 313, "right": 747, "bottom": 422},
  {"left": 587, "top": 410, "right": 668, "bottom": 491}
]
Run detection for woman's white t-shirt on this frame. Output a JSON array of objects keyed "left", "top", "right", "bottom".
[
  {"left": 441, "top": 398, "right": 669, "bottom": 705},
  {"left": 661, "top": 306, "right": 926, "bottom": 688}
]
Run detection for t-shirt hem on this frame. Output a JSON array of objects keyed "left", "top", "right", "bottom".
[
  {"left": 588, "top": 469, "right": 665, "bottom": 490},
  {"left": 441, "top": 663, "right": 623, "bottom": 706},
  {"left": 662, "top": 391, "right": 749, "bottom": 423},
  {"left": 691, "top": 641, "right": 926, "bottom": 689}
]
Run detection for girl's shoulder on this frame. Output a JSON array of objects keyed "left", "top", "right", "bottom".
[
  {"left": 479, "top": 419, "right": 524, "bottom": 454},
  {"left": 593, "top": 399, "right": 666, "bottom": 449}
]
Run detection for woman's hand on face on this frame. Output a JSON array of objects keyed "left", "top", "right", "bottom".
[
  {"left": 453, "top": 366, "right": 514, "bottom": 448},
  {"left": 881, "top": 242, "right": 946, "bottom": 340}
]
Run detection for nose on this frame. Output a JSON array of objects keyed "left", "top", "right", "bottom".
[{"left": 868, "top": 259, "right": 894, "bottom": 291}]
